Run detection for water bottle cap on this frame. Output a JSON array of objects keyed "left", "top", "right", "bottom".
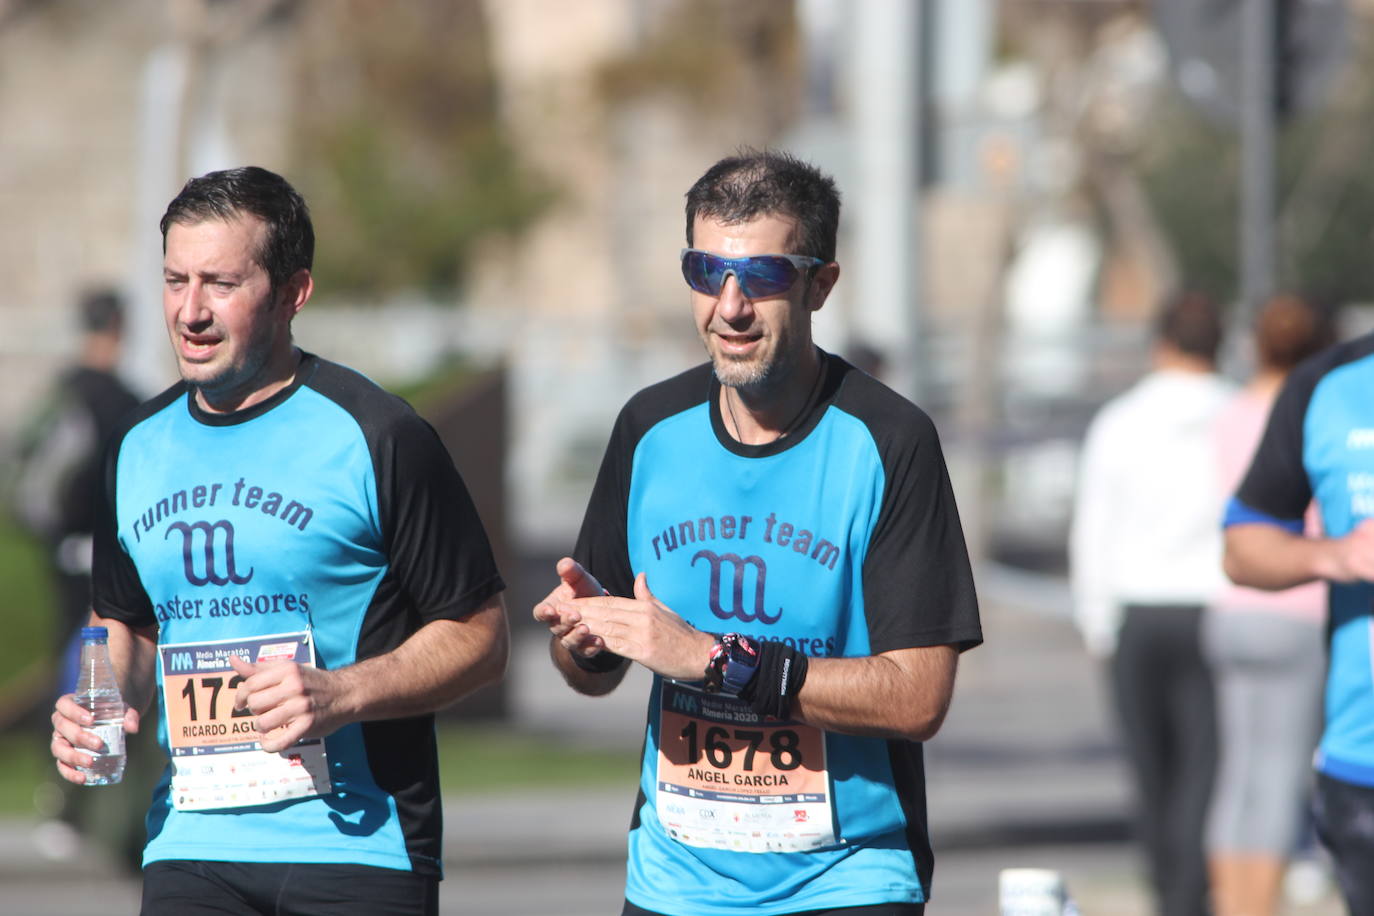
[{"left": 80, "top": 626, "right": 109, "bottom": 640}]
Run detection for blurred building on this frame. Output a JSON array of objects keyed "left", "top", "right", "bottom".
[
  {"left": 7, "top": 0, "right": 1372, "bottom": 572},
  {"left": 0, "top": 0, "right": 798, "bottom": 548},
  {"left": 0, "top": 0, "right": 294, "bottom": 419}
]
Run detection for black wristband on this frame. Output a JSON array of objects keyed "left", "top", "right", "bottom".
[
  {"left": 737, "top": 641, "right": 809, "bottom": 720},
  {"left": 570, "top": 648, "right": 624, "bottom": 673}
]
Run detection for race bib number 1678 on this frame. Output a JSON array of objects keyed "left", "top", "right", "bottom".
[{"left": 655, "top": 680, "right": 835, "bottom": 853}]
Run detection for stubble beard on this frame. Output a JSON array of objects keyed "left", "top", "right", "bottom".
[
  {"left": 712, "top": 352, "right": 770, "bottom": 390},
  {"left": 192, "top": 350, "right": 259, "bottom": 401},
  {"left": 712, "top": 339, "right": 806, "bottom": 400},
  {"left": 181, "top": 308, "right": 284, "bottom": 409}
]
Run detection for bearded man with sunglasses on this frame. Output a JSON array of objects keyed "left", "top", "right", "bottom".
[{"left": 535, "top": 150, "right": 982, "bottom": 916}]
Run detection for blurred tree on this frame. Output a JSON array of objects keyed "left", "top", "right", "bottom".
[
  {"left": 289, "top": 0, "right": 555, "bottom": 300},
  {"left": 1004, "top": 4, "right": 1374, "bottom": 314},
  {"left": 1133, "top": 98, "right": 1240, "bottom": 305},
  {"left": 595, "top": 0, "right": 800, "bottom": 135},
  {"left": 1138, "top": 29, "right": 1374, "bottom": 308}
]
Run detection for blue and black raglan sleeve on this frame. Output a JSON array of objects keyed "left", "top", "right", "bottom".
[
  {"left": 573, "top": 365, "right": 712, "bottom": 599},
  {"left": 573, "top": 406, "right": 637, "bottom": 599},
  {"left": 845, "top": 374, "right": 982, "bottom": 654},
  {"left": 313, "top": 361, "right": 504, "bottom": 624},
  {"left": 1229, "top": 358, "right": 1322, "bottom": 531},
  {"left": 91, "top": 384, "right": 186, "bottom": 628},
  {"left": 378, "top": 409, "right": 504, "bottom": 621}
]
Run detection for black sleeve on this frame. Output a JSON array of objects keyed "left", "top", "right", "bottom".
[
  {"left": 91, "top": 426, "right": 157, "bottom": 628},
  {"left": 1234, "top": 365, "right": 1316, "bottom": 521},
  {"left": 377, "top": 410, "right": 505, "bottom": 622},
  {"left": 861, "top": 409, "right": 982, "bottom": 654},
  {"left": 572, "top": 407, "right": 636, "bottom": 598}
]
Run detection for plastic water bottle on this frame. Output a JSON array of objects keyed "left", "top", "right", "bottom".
[
  {"left": 73, "top": 626, "right": 126, "bottom": 786},
  {"left": 999, "top": 868, "right": 1079, "bottom": 915}
]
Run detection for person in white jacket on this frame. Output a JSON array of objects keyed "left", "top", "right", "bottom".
[{"left": 1070, "top": 292, "right": 1236, "bottom": 916}]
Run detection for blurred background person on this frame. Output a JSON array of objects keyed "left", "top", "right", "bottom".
[
  {"left": 5, "top": 287, "right": 143, "bottom": 863},
  {"left": 1070, "top": 291, "right": 1235, "bottom": 916},
  {"left": 9, "top": 289, "right": 141, "bottom": 686},
  {"left": 1204, "top": 294, "right": 1333, "bottom": 916}
]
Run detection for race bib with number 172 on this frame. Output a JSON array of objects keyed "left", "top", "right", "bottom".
[{"left": 159, "top": 631, "right": 331, "bottom": 811}]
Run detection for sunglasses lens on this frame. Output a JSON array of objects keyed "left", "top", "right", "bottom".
[
  {"left": 738, "top": 256, "right": 800, "bottom": 298},
  {"left": 683, "top": 251, "right": 723, "bottom": 295}
]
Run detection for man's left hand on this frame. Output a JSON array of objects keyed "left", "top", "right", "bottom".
[
  {"left": 230, "top": 654, "right": 349, "bottom": 753},
  {"left": 558, "top": 573, "right": 715, "bottom": 681}
]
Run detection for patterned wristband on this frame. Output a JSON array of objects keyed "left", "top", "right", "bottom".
[
  {"left": 702, "top": 633, "right": 761, "bottom": 696},
  {"left": 702, "top": 638, "right": 729, "bottom": 693}
]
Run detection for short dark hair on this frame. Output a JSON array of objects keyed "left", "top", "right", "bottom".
[
  {"left": 1254, "top": 293, "right": 1335, "bottom": 372},
  {"left": 685, "top": 149, "right": 841, "bottom": 262},
  {"left": 78, "top": 288, "right": 124, "bottom": 335},
  {"left": 159, "top": 166, "right": 314, "bottom": 291},
  {"left": 1156, "top": 291, "right": 1223, "bottom": 362}
]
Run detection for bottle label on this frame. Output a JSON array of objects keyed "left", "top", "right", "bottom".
[
  {"left": 85, "top": 722, "right": 125, "bottom": 756},
  {"left": 158, "top": 630, "right": 331, "bottom": 811}
]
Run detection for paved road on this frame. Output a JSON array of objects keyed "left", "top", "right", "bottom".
[{"left": 0, "top": 828, "right": 1339, "bottom": 915}]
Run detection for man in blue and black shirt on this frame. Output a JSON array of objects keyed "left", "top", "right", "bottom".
[
  {"left": 49, "top": 166, "right": 508, "bottom": 915},
  {"left": 1224, "top": 332, "right": 1374, "bottom": 915},
  {"left": 535, "top": 150, "right": 982, "bottom": 915}
]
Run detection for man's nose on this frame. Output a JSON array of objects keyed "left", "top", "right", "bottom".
[
  {"left": 179, "top": 282, "right": 212, "bottom": 325},
  {"left": 716, "top": 274, "right": 754, "bottom": 323}
]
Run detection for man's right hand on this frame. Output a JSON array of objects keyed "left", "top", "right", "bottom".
[
  {"left": 1319, "top": 517, "right": 1374, "bottom": 583},
  {"left": 1228, "top": 517, "right": 1374, "bottom": 591},
  {"left": 50, "top": 693, "right": 140, "bottom": 785},
  {"left": 533, "top": 557, "right": 608, "bottom": 662}
]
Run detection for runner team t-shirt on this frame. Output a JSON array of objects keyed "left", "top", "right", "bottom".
[
  {"left": 575, "top": 354, "right": 982, "bottom": 914},
  {"left": 93, "top": 353, "right": 503, "bottom": 875}
]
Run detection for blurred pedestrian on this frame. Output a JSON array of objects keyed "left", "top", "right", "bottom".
[
  {"left": 535, "top": 149, "right": 982, "bottom": 915},
  {"left": 1204, "top": 294, "right": 1333, "bottom": 916},
  {"left": 1223, "top": 303, "right": 1374, "bottom": 915},
  {"left": 7, "top": 289, "right": 143, "bottom": 862},
  {"left": 47, "top": 166, "right": 508, "bottom": 915},
  {"left": 1070, "top": 291, "right": 1235, "bottom": 916},
  {"left": 10, "top": 289, "right": 140, "bottom": 682}
]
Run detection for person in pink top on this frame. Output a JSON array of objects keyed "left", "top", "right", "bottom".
[{"left": 1205, "top": 293, "right": 1335, "bottom": 916}]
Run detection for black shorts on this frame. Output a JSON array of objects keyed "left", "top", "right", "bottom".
[
  {"left": 1313, "top": 771, "right": 1374, "bottom": 916},
  {"left": 141, "top": 860, "right": 438, "bottom": 916},
  {"left": 623, "top": 902, "right": 924, "bottom": 916}
]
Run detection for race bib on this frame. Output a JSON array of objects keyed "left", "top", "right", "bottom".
[
  {"left": 656, "top": 680, "right": 835, "bottom": 853},
  {"left": 159, "top": 631, "right": 331, "bottom": 811}
]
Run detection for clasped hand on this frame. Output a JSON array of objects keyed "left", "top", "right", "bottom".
[
  {"left": 546, "top": 567, "right": 715, "bottom": 681},
  {"left": 229, "top": 654, "right": 345, "bottom": 753}
]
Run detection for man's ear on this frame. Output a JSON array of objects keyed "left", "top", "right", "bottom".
[
  {"left": 278, "top": 268, "right": 314, "bottom": 318},
  {"left": 807, "top": 263, "right": 840, "bottom": 313}
]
